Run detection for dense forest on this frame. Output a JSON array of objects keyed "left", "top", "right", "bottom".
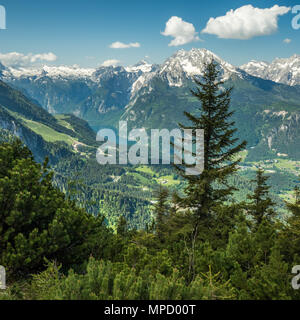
[{"left": 0, "top": 62, "right": 300, "bottom": 300}]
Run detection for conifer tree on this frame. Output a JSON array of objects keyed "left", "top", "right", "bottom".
[
  {"left": 170, "top": 61, "right": 246, "bottom": 281},
  {"left": 247, "top": 168, "right": 275, "bottom": 229},
  {"left": 278, "top": 185, "right": 300, "bottom": 264},
  {"left": 174, "top": 61, "right": 246, "bottom": 242}
]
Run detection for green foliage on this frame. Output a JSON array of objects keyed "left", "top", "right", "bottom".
[
  {"left": 153, "top": 185, "right": 169, "bottom": 242},
  {"left": 278, "top": 186, "right": 300, "bottom": 265},
  {"left": 53, "top": 156, "right": 154, "bottom": 230},
  {"left": 2, "top": 62, "right": 300, "bottom": 300},
  {"left": 1, "top": 137, "right": 300, "bottom": 300},
  {"left": 174, "top": 61, "right": 246, "bottom": 233},
  {"left": 246, "top": 168, "right": 276, "bottom": 229},
  {"left": 17, "top": 257, "right": 235, "bottom": 300},
  {"left": 0, "top": 139, "right": 113, "bottom": 279},
  {"left": 170, "top": 61, "right": 246, "bottom": 281},
  {"left": 246, "top": 248, "right": 292, "bottom": 300}
]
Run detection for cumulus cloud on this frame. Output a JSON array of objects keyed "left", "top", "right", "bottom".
[
  {"left": 202, "top": 5, "right": 291, "bottom": 40},
  {"left": 109, "top": 42, "right": 141, "bottom": 49},
  {"left": 0, "top": 52, "right": 57, "bottom": 67},
  {"left": 283, "top": 38, "right": 292, "bottom": 44},
  {"left": 161, "top": 16, "right": 200, "bottom": 46},
  {"left": 101, "top": 59, "right": 121, "bottom": 67}
]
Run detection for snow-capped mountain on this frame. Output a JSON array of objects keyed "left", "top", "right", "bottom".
[
  {"left": 240, "top": 55, "right": 300, "bottom": 86},
  {"left": 158, "top": 48, "right": 242, "bottom": 87},
  {"left": 2, "top": 64, "right": 95, "bottom": 80},
  {"left": 1, "top": 60, "right": 155, "bottom": 82},
  {"left": 125, "top": 48, "right": 246, "bottom": 105},
  {"left": 123, "top": 48, "right": 247, "bottom": 119}
]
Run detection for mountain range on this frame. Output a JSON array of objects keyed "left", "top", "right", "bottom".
[{"left": 1, "top": 48, "right": 300, "bottom": 161}]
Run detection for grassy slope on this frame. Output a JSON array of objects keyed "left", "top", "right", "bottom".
[{"left": 22, "top": 118, "right": 76, "bottom": 145}]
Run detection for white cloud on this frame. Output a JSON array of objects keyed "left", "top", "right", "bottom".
[
  {"left": 0, "top": 52, "right": 57, "bottom": 67},
  {"left": 202, "top": 5, "right": 291, "bottom": 40},
  {"left": 109, "top": 42, "right": 141, "bottom": 49},
  {"left": 101, "top": 59, "right": 121, "bottom": 67},
  {"left": 161, "top": 16, "right": 200, "bottom": 46},
  {"left": 283, "top": 38, "right": 292, "bottom": 44}
]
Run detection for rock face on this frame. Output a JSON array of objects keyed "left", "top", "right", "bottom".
[{"left": 240, "top": 55, "right": 300, "bottom": 86}]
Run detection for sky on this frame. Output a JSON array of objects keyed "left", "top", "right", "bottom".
[{"left": 0, "top": 0, "right": 299, "bottom": 68}]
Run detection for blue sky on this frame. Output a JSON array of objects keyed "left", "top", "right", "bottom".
[{"left": 0, "top": 0, "right": 298, "bottom": 68}]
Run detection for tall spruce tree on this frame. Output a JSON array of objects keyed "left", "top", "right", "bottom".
[
  {"left": 174, "top": 61, "right": 246, "bottom": 235},
  {"left": 173, "top": 61, "right": 246, "bottom": 279},
  {"left": 247, "top": 168, "right": 275, "bottom": 229}
]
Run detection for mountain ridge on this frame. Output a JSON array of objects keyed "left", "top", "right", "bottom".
[{"left": 240, "top": 54, "right": 300, "bottom": 86}]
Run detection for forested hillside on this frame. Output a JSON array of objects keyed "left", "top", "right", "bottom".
[
  {"left": 0, "top": 80, "right": 156, "bottom": 229},
  {"left": 1, "top": 62, "right": 300, "bottom": 300}
]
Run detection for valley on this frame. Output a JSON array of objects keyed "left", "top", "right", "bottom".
[{"left": 0, "top": 48, "right": 300, "bottom": 228}]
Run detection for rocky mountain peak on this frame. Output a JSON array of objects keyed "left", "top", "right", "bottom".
[{"left": 159, "top": 48, "right": 241, "bottom": 87}]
